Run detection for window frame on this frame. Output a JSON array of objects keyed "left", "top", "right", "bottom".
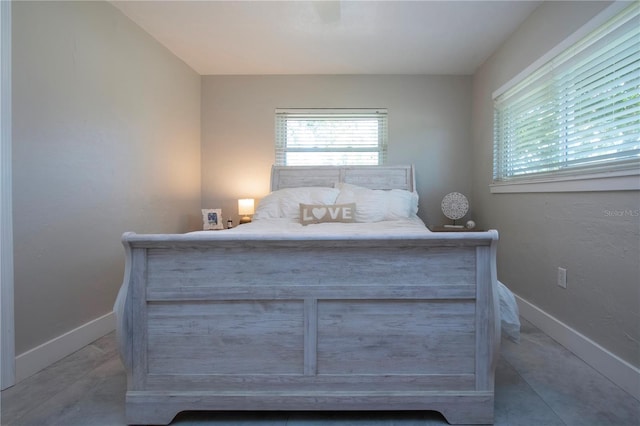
[
  {"left": 274, "top": 108, "right": 388, "bottom": 167},
  {"left": 490, "top": 1, "right": 639, "bottom": 194}
]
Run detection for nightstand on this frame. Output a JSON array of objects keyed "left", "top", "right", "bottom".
[{"left": 428, "top": 225, "right": 484, "bottom": 232}]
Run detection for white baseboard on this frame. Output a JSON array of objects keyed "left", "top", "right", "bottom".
[
  {"left": 15, "top": 311, "right": 115, "bottom": 383},
  {"left": 515, "top": 295, "right": 640, "bottom": 401}
]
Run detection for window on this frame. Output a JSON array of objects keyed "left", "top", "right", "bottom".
[
  {"left": 492, "top": 2, "right": 639, "bottom": 191},
  {"left": 275, "top": 108, "right": 388, "bottom": 166}
]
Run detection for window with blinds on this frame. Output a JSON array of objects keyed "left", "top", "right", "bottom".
[
  {"left": 275, "top": 109, "right": 388, "bottom": 166},
  {"left": 493, "top": 2, "right": 639, "bottom": 183}
]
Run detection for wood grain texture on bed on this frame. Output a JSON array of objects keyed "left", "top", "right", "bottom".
[
  {"left": 116, "top": 165, "right": 500, "bottom": 425},
  {"left": 270, "top": 165, "right": 415, "bottom": 192}
]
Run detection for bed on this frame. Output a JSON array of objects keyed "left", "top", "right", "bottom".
[{"left": 115, "top": 165, "right": 510, "bottom": 425}]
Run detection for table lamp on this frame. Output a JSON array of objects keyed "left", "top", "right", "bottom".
[{"left": 238, "top": 198, "right": 255, "bottom": 224}]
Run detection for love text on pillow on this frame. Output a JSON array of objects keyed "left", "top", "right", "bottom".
[{"left": 299, "top": 203, "right": 356, "bottom": 226}]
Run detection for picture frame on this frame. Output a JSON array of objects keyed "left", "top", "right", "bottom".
[{"left": 201, "top": 208, "right": 223, "bottom": 230}]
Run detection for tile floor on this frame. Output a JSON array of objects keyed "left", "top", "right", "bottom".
[{"left": 1, "top": 318, "right": 638, "bottom": 426}]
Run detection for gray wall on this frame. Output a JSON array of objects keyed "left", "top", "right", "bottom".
[
  {"left": 471, "top": 1, "right": 639, "bottom": 367},
  {"left": 201, "top": 75, "right": 472, "bottom": 225},
  {"left": 12, "top": 1, "right": 201, "bottom": 354}
]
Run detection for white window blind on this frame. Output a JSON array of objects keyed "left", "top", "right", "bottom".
[
  {"left": 493, "top": 2, "right": 639, "bottom": 183},
  {"left": 275, "top": 108, "right": 388, "bottom": 166}
]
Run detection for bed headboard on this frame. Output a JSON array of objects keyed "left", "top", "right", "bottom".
[{"left": 271, "top": 165, "right": 416, "bottom": 192}]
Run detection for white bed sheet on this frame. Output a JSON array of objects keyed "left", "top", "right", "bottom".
[{"left": 190, "top": 216, "right": 432, "bottom": 239}]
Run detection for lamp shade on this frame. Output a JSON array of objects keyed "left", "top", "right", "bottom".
[{"left": 238, "top": 198, "right": 255, "bottom": 216}]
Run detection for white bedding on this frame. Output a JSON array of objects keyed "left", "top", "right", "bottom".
[{"left": 191, "top": 216, "right": 432, "bottom": 239}]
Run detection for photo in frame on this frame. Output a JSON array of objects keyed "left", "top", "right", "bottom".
[{"left": 201, "top": 208, "right": 223, "bottom": 230}]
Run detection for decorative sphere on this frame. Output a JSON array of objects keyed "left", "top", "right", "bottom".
[{"left": 465, "top": 220, "right": 476, "bottom": 229}]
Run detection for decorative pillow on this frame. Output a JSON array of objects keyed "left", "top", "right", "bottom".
[
  {"left": 253, "top": 187, "right": 340, "bottom": 220},
  {"left": 299, "top": 203, "right": 356, "bottom": 226},
  {"left": 335, "top": 183, "right": 419, "bottom": 222}
]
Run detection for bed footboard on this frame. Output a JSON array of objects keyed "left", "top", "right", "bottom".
[{"left": 117, "top": 232, "right": 500, "bottom": 425}]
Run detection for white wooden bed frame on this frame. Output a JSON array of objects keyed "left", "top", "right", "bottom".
[{"left": 117, "top": 165, "right": 500, "bottom": 425}]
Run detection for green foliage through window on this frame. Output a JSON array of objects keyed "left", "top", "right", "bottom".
[
  {"left": 275, "top": 109, "right": 388, "bottom": 166},
  {"left": 493, "top": 3, "right": 639, "bottom": 182}
]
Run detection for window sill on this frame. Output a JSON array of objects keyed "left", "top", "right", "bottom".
[{"left": 490, "top": 170, "right": 640, "bottom": 193}]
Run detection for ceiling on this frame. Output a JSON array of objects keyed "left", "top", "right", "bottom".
[{"left": 111, "top": 0, "right": 542, "bottom": 76}]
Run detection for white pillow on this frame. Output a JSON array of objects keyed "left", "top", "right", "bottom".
[
  {"left": 387, "top": 189, "right": 419, "bottom": 219},
  {"left": 253, "top": 187, "right": 340, "bottom": 220},
  {"left": 252, "top": 192, "right": 280, "bottom": 220},
  {"left": 335, "top": 183, "right": 419, "bottom": 222},
  {"left": 335, "top": 183, "right": 387, "bottom": 222}
]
